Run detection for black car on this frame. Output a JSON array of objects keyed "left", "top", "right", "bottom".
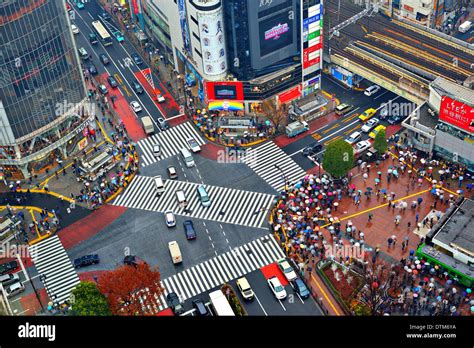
[
  {"left": 166, "top": 292, "right": 184, "bottom": 315},
  {"left": 123, "top": 255, "right": 145, "bottom": 266},
  {"left": 99, "top": 54, "right": 110, "bottom": 65},
  {"left": 387, "top": 115, "right": 403, "bottom": 125},
  {"left": 88, "top": 64, "right": 98, "bottom": 75},
  {"left": 291, "top": 278, "right": 310, "bottom": 299},
  {"left": 98, "top": 11, "right": 111, "bottom": 21},
  {"left": 73, "top": 254, "right": 99, "bottom": 268},
  {"left": 133, "top": 81, "right": 143, "bottom": 94},
  {"left": 0, "top": 260, "right": 18, "bottom": 275},
  {"left": 107, "top": 75, "right": 118, "bottom": 88},
  {"left": 131, "top": 53, "right": 143, "bottom": 66},
  {"left": 302, "top": 142, "right": 323, "bottom": 157},
  {"left": 192, "top": 299, "right": 209, "bottom": 316},
  {"left": 157, "top": 117, "right": 170, "bottom": 130},
  {"left": 183, "top": 220, "right": 196, "bottom": 240}
]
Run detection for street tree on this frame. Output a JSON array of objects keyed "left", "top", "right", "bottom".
[
  {"left": 260, "top": 99, "right": 287, "bottom": 133},
  {"left": 322, "top": 139, "right": 354, "bottom": 178},
  {"left": 98, "top": 263, "right": 164, "bottom": 316},
  {"left": 373, "top": 128, "right": 388, "bottom": 154},
  {"left": 69, "top": 281, "right": 111, "bottom": 316}
]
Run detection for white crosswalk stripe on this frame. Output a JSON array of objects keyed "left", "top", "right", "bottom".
[
  {"left": 140, "top": 234, "right": 285, "bottom": 313},
  {"left": 112, "top": 176, "right": 275, "bottom": 228},
  {"left": 242, "top": 141, "right": 307, "bottom": 191},
  {"left": 137, "top": 122, "right": 206, "bottom": 167},
  {"left": 28, "top": 236, "right": 80, "bottom": 305}
]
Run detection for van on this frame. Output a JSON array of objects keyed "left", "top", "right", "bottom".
[
  {"left": 176, "top": 189, "right": 187, "bottom": 208},
  {"left": 6, "top": 281, "right": 25, "bottom": 298},
  {"left": 78, "top": 47, "right": 89, "bottom": 60},
  {"left": 236, "top": 277, "right": 254, "bottom": 301},
  {"left": 0, "top": 273, "right": 20, "bottom": 286},
  {"left": 180, "top": 148, "right": 195, "bottom": 168},
  {"left": 168, "top": 241, "right": 182, "bottom": 264},
  {"left": 154, "top": 175, "right": 165, "bottom": 196},
  {"left": 335, "top": 103, "right": 353, "bottom": 115},
  {"left": 196, "top": 185, "right": 211, "bottom": 207}
]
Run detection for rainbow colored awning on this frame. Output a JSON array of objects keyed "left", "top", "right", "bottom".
[{"left": 208, "top": 101, "right": 244, "bottom": 111}]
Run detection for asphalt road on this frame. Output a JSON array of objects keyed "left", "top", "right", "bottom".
[{"left": 284, "top": 75, "right": 411, "bottom": 170}]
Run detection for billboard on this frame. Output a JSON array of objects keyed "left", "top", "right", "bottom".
[
  {"left": 439, "top": 96, "right": 474, "bottom": 133},
  {"left": 206, "top": 81, "right": 244, "bottom": 101},
  {"left": 198, "top": 10, "right": 227, "bottom": 76},
  {"left": 178, "top": 0, "right": 191, "bottom": 56},
  {"left": 259, "top": 13, "right": 294, "bottom": 57}
]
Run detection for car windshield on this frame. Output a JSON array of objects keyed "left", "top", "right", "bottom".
[{"left": 275, "top": 285, "right": 284, "bottom": 292}]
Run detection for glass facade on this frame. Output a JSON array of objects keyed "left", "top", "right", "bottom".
[{"left": 0, "top": 0, "right": 85, "bottom": 141}]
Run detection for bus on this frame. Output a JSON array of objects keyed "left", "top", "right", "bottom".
[
  {"left": 91, "top": 20, "right": 112, "bottom": 46},
  {"left": 209, "top": 289, "right": 235, "bottom": 316}
]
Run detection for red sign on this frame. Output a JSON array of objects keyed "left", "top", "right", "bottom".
[
  {"left": 132, "top": 0, "right": 139, "bottom": 15},
  {"left": 303, "top": 56, "right": 321, "bottom": 69},
  {"left": 205, "top": 81, "right": 244, "bottom": 102},
  {"left": 440, "top": 96, "right": 474, "bottom": 133},
  {"left": 277, "top": 85, "right": 301, "bottom": 104}
]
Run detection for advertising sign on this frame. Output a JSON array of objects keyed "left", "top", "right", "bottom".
[
  {"left": 259, "top": 12, "right": 293, "bottom": 57},
  {"left": 205, "top": 81, "right": 244, "bottom": 101},
  {"left": 198, "top": 10, "right": 227, "bottom": 76},
  {"left": 439, "top": 96, "right": 474, "bottom": 133},
  {"left": 178, "top": 0, "right": 191, "bottom": 56},
  {"left": 301, "top": 0, "right": 323, "bottom": 93}
]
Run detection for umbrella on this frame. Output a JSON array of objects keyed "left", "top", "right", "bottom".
[
  {"left": 375, "top": 178, "right": 380, "bottom": 183},
  {"left": 381, "top": 188, "right": 387, "bottom": 194},
  {"left": 366, "top": 187, "right": 373, "bottom": 191}
]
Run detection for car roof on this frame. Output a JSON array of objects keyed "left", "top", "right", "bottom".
[
  {"left": 269, "top": 276, "right": 280, "bottom": 284},
  {"left": 350, "top": 131, "right": 361, "bottom": 137}
]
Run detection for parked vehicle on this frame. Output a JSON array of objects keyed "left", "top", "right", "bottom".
[
  {"left": 387, "top": 115, "right": 403, "bottom": 125},
  {"left": 99, "top": 53, "right": 110, "bottom": 65},
  {"left": 286, "top": 121, "right": 309, "bottom": 137},
  {"left": 369, "top": 125, "right": 386, "bottom": 139},
  {"left": 361, "top": 117, "right": 379, "bottom": 133},
  {"left": 268, "top": 276, "right": 287, "bottom": 300},
  {"left": 236, "top": 277, "right": 254, "bottom": 301},
  {"left": 192, "top": 299, "right": 210, "bottom": 316},
  {"left": 345, "top": 131, "right": 362, "bottom": 145},
  {"left": 78, "top": 47, "right": 89, "bottom": 60},
  {"left": 107, "top": 75, "right": 118, "bottom": 88},
  {"left": 6, "top": 281, "right": 25, "bottom": 298},
  {"left": 353, "top": 140, "right": 372, "bottom": 155},
  {"left": 0, "top": 260, "right": 18, "bottom": 275},
  {"left": 458, "top": 20, "right": 472, "bottom": 33},
  {"left": 123, "top": 255, "right": 145, "bottom": 266},
  {"left": 98, "top": 84, "right": 108, "bottom": 94},
  {"left": 335, "top": 103, "right": 353, "bottom": 115},
  {"left": 88, "top": 63, "right": 98, "bottom": 75},
  {"left": 0, "top": 273, "right": 20, "bottom": 286},
  {"left": 183, "top": 220, "right": 196, "bottom": 240},
  {"left": 364, "top": 85, "right": 381, "bottom": 96},
  {"left": 359, "top": 108, "right": 377, "bottom": 122},
  {"left": 278, "top": 259, "right": 297, "bottom": 282},
  {"left": 71, "top": 24, "right": 79, "bottom": 34},
  {"left": 302, "top": 142, "right": 323, "bottom": 157},
  {"left": 141, "top": 116, "right": 154, "bottom": 135},
  {"left": 73, "top": 254, "right": 99, "bottom": 268},
  {"left": 166, "top": 292, "right": 184, "bottom": 314}
]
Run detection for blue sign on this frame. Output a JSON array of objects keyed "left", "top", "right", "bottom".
[
  {"left": 178, "top": 0, "right": 191, "bottom": 55},
  {"left": 303, "top": 14, "right": 320, "bottom": 28}
]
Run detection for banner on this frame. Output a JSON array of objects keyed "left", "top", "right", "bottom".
[{"left": 439, "top": 95, "right": 474, "bottom": 133}]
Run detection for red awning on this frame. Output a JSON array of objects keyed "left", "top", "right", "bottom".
[{"left": 277, "top": 86, "right": 301, "bottom": 104}]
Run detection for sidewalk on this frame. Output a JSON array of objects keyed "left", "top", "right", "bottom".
[{"left": 305, "top": 266, "right": 345, "bottom": 315}]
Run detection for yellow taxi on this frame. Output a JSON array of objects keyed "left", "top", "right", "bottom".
[
  {"left": 369, "top": 125, "right": 387, "bottom": 139},
  {"left": 358, "top": 108, "right": 377, "bottom": 122}
]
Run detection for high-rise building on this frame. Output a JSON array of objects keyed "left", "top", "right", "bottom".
[{"left": 0, "top": 0, "right": 90, "bottom": 179}]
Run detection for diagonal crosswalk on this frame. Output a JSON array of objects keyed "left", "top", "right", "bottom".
[
  {"left": 112, "top": 176, "right": 275, "bottom": 228},
  {"left": 137, "top": 122, "right": 206, "bottom": 167},
  {"left": 241, "top": 141, "right": 307, "bottom": 192},
  {"left": 28, "top": 236, "right": 80, "bottom": 305},
  {"left": 136, "top": 234, "right": 286, "bottom": 314}
]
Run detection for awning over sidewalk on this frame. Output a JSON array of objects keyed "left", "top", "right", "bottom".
[{"left": 277, "top": 85, "right": 301, "bottom": 104}]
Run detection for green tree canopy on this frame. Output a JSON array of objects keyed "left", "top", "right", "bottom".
[
  {"left": 373, "top": 128, "right": 388, "bottom": 154},
  {"left": 70, "top": 281, "right": 111, "bottom": 316},
  {"left": 322, "top": 139, "right": 354, "bottom": 178}
]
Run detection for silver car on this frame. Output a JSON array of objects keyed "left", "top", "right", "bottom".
[{"left": 165, "top": 210, "right": 176, "bottom": 227}]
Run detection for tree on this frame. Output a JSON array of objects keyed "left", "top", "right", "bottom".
[
  {"left": 97, "top": 263, "right": 164, "bottom": 316},
  {"left": 322, "top": 139, "right": 354, "bottom": 178},
  {"left": 373, "top": 128, "right": 388, "bottom": 154},
  {"left": 69, "top": 281, "right": 111, "bottom": 316},
  {"left": 260, "top": 99, "right": 287, "bottom": 133}
]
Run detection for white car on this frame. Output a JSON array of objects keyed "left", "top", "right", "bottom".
[
  {"left": 186, "top": 138, "right": 201, "bottom": 153},
  {"left": 278, "top": 259, "right": 297, "bottom": 282},
  {"left": 157, "top": 94, "right": 165, "bottom": 103},
  {"left": 130, "top": 101, "right": 142, "bottom": 113},
  {"left": 164, "top": 210, "right": 176, "bottom": 227},
  {"left": 71, "top": 24, "right": 80, "bottom": 34},
  {"left": 268, "top": 276, "right": 287, "bottom": 300},
  {"left": 353, "top": 140, "right": 372, "bottom": 154},
  {"left": 361, "top": 118, "right": 379, "bottom": 133},
  {"left": 344, "top": 131, "right": 362, "bottom": 145},
  {"left": 364, "top": 85, "right": 381, "bottom": 96}
]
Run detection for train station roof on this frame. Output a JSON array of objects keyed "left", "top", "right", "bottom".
[{"left": 431, "top": 77, "right": 474, "bottom": 106}]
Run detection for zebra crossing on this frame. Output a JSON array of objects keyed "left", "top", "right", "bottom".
[
  {"left": 242, "top": 141, "right": 307, "bottom": 192},
  {"left": 138, "top": 234, "right": 286, "bottom": 314},
  {"left": 28, "top": 236, "right": 80, "bottom": 305},
  {"left": 112, "top": 176, "right": 275, "bottom": 228},
  {"left": 137, "top": 121, "right": 206, "bottom": 167}
]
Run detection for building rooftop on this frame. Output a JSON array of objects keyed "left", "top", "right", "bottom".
[
  {"left": 431, "top": 77, "right": 474, "bottom": 106},
  {"left": 416, "top": 102, "right": 439, "bottom": 129},
  {"left": 433, "top": 199, "right": 474, "bottom": 257}
]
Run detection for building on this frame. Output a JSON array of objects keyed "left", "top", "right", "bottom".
[
  {"left": 418, "top": 198, "right": 474, "bottom": 287},
  {"left": 141, "top": 0, "right": 323, "bottom": 113},
  {"left": 380, "top": 0, "right": 446, "bottom": 27},
  {"left": 402, "top": 77, "right": 474, "bottom": 172},
  {"left": 0, "top": 0, "right": 90, "bottom": 179}
]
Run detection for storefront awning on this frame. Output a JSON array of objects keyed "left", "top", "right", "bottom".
[
  {"left": 277, "top": 86, "right": 301, "bottom": 104},
  {"left": 209, "top": 101, "right": 244, "bottom": 111}
]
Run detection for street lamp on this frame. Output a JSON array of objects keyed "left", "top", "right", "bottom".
[{"left": 274, "top": 164, "right": 289, "bottom": 194}]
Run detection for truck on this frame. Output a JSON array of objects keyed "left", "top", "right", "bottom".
[
  {"left": 209, "top": 289, "right": 235, "bottom": 316},
  {"left": 285, "top": 120, "right": 309, "bottom": 137},
  {"left": 141, "top": 116, "right": 154, "bottom": 135},
  {"left": 458, "top": 21, "right": 472, "bottom": 33}
]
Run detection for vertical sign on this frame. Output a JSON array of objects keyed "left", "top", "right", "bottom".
[{"left": 178, "top": 0, "right": 191, "bottom": 56}]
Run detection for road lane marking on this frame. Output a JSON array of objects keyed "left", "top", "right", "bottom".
[
  {"left": 254, "top": 293, "right": 268, "bottom": 316},
  {"left": 310, "top": 273, "right": 340, "bottom": 316},
  {"left": 374, "top": 91, "right": 389, "bottom": 100}
]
